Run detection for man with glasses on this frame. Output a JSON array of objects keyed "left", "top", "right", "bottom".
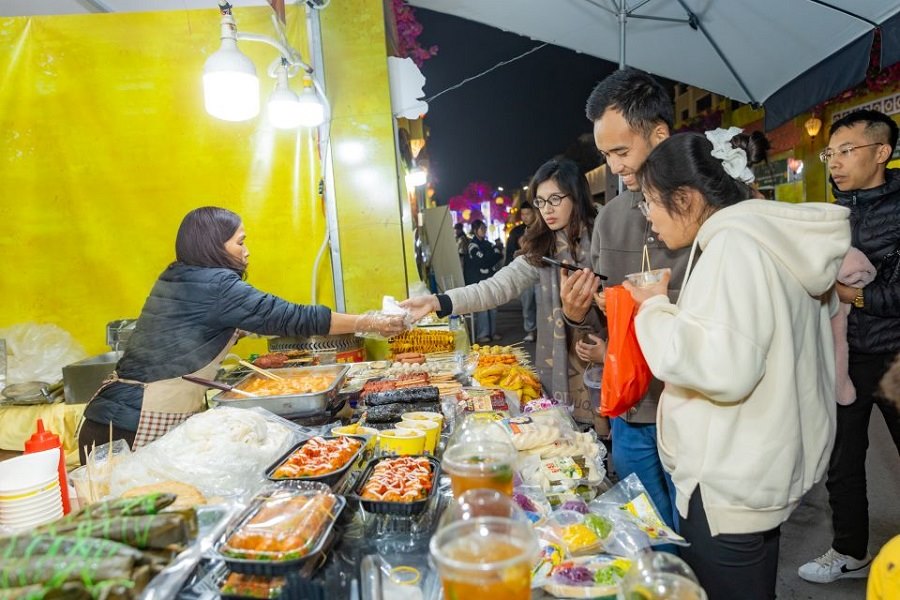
[
  {"left": 800, "top": 109, "right": 900, "bottom": 584},
  {"left": 559, "top": 68, "right": 690, "bottom": 533}
]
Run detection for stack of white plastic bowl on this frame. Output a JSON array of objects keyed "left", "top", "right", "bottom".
[{"left": 0, "top": 449, "right": 63, "bottom": 531}]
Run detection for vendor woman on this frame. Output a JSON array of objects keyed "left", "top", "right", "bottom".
[{"left": 78, "top": 206, "right": 407, "bottom": 461}]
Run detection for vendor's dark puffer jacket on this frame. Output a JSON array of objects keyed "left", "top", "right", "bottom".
[
  {"left": 833, "top": 169, "right": 900, "bottom": 354},
  {"left": 83, "top": 263, "right": 332, "bottom": 431}
]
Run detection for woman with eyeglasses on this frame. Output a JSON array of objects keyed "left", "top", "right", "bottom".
[
  {"left": 621, "top": 131, "right": 849, "bottom": 599},
  {"left": 401, "top": 157, "right": 601, "bottom": 425}
]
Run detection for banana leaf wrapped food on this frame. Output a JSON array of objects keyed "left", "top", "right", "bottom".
[
  {"left": 64, "top": 494, "right": 177, "bottom": 522},
  {"left": 0, "top": 534, "right": 146, "bottom": 564},
  {"left": 0, "top": 555, "right": 134, "bottom": 590},
  {"left": 0, "top": 579, "right": 139, "bottom": 600},
  {"left": 37, "top": 512, "right": 195, "bottom": 550}
]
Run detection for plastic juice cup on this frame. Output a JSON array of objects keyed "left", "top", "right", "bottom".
[
  {"left": 442, "top": 440, "right": 517, "bottom": 497},
  {"left": 377, "top": 429, "right": 426, "bottom": 456},
  {"left": 430, "top": 516, "right": 537, "bottom": 600},
  {"left": 397, "top": 419, "right": 440, "bottom": 454},
  {"left": 624, "top": 268, "right": 670, "bottom": 288},
  {"left": 621, "top": 573, "right": 708, "bottom": 599}
]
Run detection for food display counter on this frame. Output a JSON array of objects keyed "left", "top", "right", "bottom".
[{"left": 0, "top": 332, "right": 699, "bottom": 600}]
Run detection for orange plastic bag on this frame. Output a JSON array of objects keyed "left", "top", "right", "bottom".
[{"left": 600, "top": 285, "right": 652, "bottom": 417}]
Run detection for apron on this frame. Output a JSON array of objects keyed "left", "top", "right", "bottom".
[{"left": 88, "top": 333, "right": 239, "bottom": 449}]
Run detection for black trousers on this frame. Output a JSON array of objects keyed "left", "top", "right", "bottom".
[
  {"left": 679, "top": 489, "right": 780, "bottom": 600},
  {"left": 827, "top": 351, "right": 900, "bottom": 559},
  {"left": 77, "top": 418, "right": 135, "bottom": 466}
]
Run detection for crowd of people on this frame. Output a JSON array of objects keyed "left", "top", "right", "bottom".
[{"left": 412, "top": 69, "right": 900, "bottom": 599}]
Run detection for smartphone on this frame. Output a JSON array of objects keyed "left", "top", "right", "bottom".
[{"left": 541, "top": 256, "right": 608, "bottom": 280}]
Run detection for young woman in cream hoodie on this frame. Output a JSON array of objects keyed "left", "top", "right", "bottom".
[{"left": 623, "top": 130, "right": 851, "bottom": 599}]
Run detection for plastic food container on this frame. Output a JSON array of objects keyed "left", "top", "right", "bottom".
[
  {"left": 219, "top": 572, "right": 286, "bottom": 600},
  {"left": 352, "top": 455, "right": 441, "bottom": 516},
  {"left": 265, "top": 435, "right": 366, "bottom": 487},
  {"left": 218, "top": 482, "right": 346, "bottom": 576},
  {"left": 624, "top": 268, "right": 670, "bottom": 288}
]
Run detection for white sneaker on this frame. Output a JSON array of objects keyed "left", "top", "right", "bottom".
[
  {"left": 523, "top": 331, "right": 536, "bottom": 342},
  {"left": 798, "top": 548, "right": 872, "bottom": 583}
]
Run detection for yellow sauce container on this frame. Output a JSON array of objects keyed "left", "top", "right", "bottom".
[
  {"left": 377, "top": 429, "right": 426, "bottom": 456},
  {"left": 398, "top": 419, "right": 441, "bottom": 455},
  {"left": 332, "top": 424, "right": 378, "bottom": 450}
]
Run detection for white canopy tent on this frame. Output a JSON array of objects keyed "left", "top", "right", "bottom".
[{"left": 409, "top": 0, "right": 900, "bottom": 129}]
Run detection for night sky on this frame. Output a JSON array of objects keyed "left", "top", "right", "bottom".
[{"left": 415, "top": 8, "right": 620, "bottom": 202}]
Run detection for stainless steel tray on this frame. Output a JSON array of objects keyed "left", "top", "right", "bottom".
[{"left": 210, "top": 364, "right": 351, "bottom": 418}]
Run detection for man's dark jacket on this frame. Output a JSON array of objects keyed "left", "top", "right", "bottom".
[{"left": 833, "top": 169, "right": 900, "bottom": 354}]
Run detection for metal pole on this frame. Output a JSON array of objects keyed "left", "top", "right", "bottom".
[
  {"left": 306, "top": 5, "right": 346, "bottom": 311},
  {"left": 618, "top": 0, "right": 626, "bottom": 69}
]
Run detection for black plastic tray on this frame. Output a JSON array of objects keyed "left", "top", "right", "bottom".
[
  {"left": 351, "top": 455, "right": 441, "bottom": 516},
  {"left": 217, "top": 490, "right": 346, "bottom": 577},
  {"left": 265, "top": 435, "right": 366, "bottom": 488}
]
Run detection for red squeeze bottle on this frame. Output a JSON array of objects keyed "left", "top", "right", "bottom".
[{"left": 23, "top": 419, "right": 71, "bottom": 515}]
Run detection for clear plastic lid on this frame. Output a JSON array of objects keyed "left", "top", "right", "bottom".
[{"left": 221, "top": 482, "right": 344, "bottom": 562}]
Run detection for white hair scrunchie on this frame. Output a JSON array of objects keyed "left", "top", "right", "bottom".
[{"left": 705, "top": 126, "right": 755, "bottom": 184}]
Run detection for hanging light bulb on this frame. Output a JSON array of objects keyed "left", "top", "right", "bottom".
[
  {"left": 406, "top": 166, "right": 427, "bottom": 188},
  {"left": 203, "top": 14, "right": 260, "bottom": 121},
  {"left": 295, "top": 76, "right": 327, "bottom": 128},
  {"left": 267, "top": 65, "right": 303, "bottom": 129}
]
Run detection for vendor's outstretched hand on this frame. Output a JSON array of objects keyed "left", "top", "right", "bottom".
[
  {"left": 622, "top": 269, "right": 671, "bottom": 307},
  {"left": 399, "top": 295, "right": 440, "bottom": 322},
  {"left": 354, "top": 311, "right": 409, "bottom": 338}
]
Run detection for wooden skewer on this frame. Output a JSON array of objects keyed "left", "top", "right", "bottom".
[{"left": 239, "top": 359, "right": 284, "bottom": 381}]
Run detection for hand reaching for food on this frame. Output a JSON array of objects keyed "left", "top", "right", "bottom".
[{"left": 399, "top": 295, "right": 441, "bottom": 322}]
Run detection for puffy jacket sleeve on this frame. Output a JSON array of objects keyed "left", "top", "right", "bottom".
[
  {"left": 213, "top": 273, "right": 332, "bottom": 337},
  {"left": 447, "top": 256, "right": 540, "bottom": 314},
  {"left": 861, "top": 252, "right": 900, "bottom": 317},
  {"left": 633, "top": 234, "right": 771, "bottom": 403}
]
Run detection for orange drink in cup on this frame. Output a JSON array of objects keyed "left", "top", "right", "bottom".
[
  {"left": 430, "top": 516, "right": 537, "bottom": 600},
  {"left": 442, "top": 439, "right": 517, "bottom": 497}
]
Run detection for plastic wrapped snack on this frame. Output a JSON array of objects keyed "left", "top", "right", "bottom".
[
  {"left": 589, "top": 473, "right": 687, "bottom": 554},
  {"left": 543, "top": 509, "right": 614, "bottom": 556},
  {"left": 220, "top": 482, "right": 345, "bottom": 573},
  {"left": 543, "top": 555, "right": 632, "bottom": 599},
  {"left": 110, "top": 407, "right": 299, "bottom": 500}
]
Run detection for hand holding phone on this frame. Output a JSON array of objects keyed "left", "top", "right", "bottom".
[{"left": 541, "top": 256, "right": 608, "bottom": 280}]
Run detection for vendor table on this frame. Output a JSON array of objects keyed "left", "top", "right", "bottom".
[{"left": 0, "top": 402, "right": 84, "bottom": 466}]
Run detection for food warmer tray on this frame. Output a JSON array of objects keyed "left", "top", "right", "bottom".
[{"left": 209, "top": 364, "right": 351, "bottom": 419}]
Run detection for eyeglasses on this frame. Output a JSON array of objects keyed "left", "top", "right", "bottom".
[
  {"left": 638, "top": 199, "right": 650, "bottom": 217},
  {"left": 533, "top": 193, "right": 569, "bottom": 209},
  {"left": 818, "top": 143, "right": 883, "bottom": 164}
]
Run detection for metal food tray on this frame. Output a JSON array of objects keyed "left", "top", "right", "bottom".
[{"left": 210, "top": 364, "right": 351, "bottom": 418}]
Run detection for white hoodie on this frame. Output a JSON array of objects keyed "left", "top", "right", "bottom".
[{"left": 635, "top": 200, "right": 850, "bottom": 535}]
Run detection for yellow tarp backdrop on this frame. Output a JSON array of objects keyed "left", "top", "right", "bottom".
[{"left": 0, "top": 1, "right": 411, "bottom": 357}]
